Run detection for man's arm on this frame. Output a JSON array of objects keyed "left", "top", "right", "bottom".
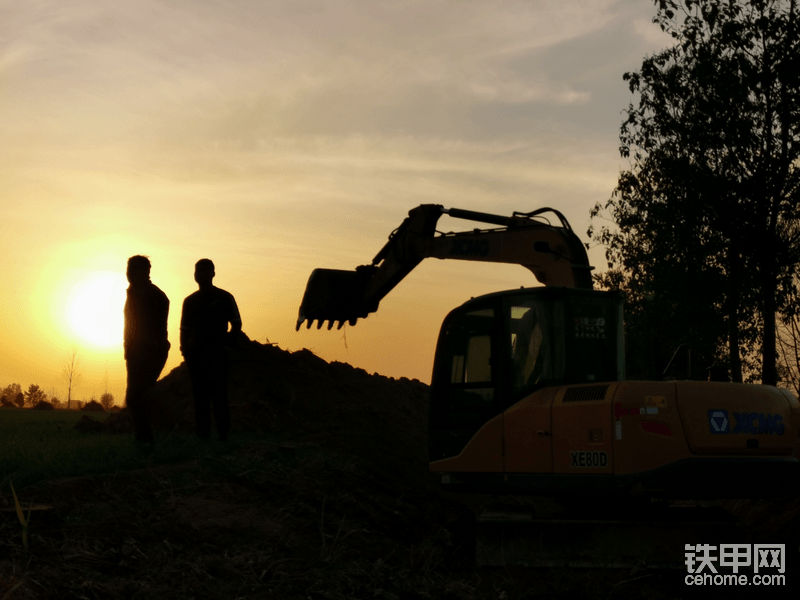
[
  {"left": 158, "top": 287, "right": 170, "bottom": 348},
  {"left": 179, "top": 296, "right": 193, "bottom": 356},
  {"left": 123, "top": 294, "right": 134, "bottom": 360},
  {"left": 227, "top": 293, "right": 242, "bottom": 337}
]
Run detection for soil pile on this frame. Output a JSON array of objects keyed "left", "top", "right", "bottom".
[{"left": 98, "top": 334, "right": 431, "bottom": 488}]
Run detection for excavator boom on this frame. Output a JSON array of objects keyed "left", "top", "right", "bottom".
[{"left": 296, "top": 204, "right": 593, "bottom": 330}]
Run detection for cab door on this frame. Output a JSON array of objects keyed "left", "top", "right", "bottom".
[
  {"left": 502, "top": 295, "right": 554, "bottom": 474},
  {"left": 429, "top": 300, "right": 503, "bottom": 470}
]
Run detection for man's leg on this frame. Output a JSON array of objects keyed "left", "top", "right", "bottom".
[
  {"left": 140, "top": 346, "right": 168, "bottom": 436},
  {"left": 187, "top": 356, "right": 212, "bottom": 439},
  {"left": 210, "top": 357, "right": 230, "bottom": 442},
  {"left": 125, "top": 359, "right": 154, "bottom": 443}
]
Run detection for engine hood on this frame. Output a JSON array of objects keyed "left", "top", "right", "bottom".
[{"left": 675, "top": 382, "right": 798, "bottom": 455}]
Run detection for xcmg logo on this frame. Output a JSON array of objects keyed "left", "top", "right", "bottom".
[
  {"left": 708, "top": 409, "right": 785, "bottom": 435},
  {"left": 449, "top": 239, "right": 490, "bottom": 257}
]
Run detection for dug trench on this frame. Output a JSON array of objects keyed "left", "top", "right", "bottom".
[{"left": 2, "top": 335, "right": 799, "bottom": 599}]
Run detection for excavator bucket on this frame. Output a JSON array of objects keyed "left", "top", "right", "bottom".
[{"left": 296, "top": 267, "right": 378, "bottom": 331}]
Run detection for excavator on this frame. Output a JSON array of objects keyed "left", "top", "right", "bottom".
[{"left": 297, "top": 204, "right": 800, "bottom": 565}]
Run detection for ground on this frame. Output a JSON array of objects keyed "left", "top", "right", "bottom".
[{"left": 1, "top": 338, "right": 799, "bottom": 599}]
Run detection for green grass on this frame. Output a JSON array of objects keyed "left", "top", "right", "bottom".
[{"left": 0, "top": 409, "right": 270, "bottom": 489}]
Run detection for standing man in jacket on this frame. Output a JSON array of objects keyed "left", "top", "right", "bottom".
[
  {"left": 180, "top": 259, "right": 241, "bottom": 442},
  {"left": 124, "top": 255, "right": 170, "bottom": 447}
]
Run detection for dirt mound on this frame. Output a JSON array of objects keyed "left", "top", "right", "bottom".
[
  {"left": 81, "top": 400, "right": 105, "bottom": 412},
  {"left": 31, "top": 400, "right": 55, "bottom": 410},
  {"left": 104, "top": 335, "right": 426, "bottom": 428},
  {"left": 96, "top": 335, "right": 431, "bottom": 485}
]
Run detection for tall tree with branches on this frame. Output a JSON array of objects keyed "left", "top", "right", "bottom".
[
  {"left": 591, "top": 0, "right": 800, "bottom": 384},
  {"left": 62, "top": 347, "right": 83, "bottom": 410}
]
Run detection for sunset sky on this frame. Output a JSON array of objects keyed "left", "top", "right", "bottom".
[{"left": 0, "top": 0, "right": 673, "bottom": 404}]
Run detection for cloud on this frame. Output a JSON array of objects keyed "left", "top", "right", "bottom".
[
  {"left": 632, "top": 17, "right": 675, "bottom": 48},
  {"left": 0, "top": 43, "right": 34, "bottom": 75},
  {"left": 1, "top": 0, "right": 620, "bottom": 147}
]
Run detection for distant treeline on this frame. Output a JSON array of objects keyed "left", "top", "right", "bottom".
[{"left": 0, "top": 383, "right": 116, "bottom": 411}]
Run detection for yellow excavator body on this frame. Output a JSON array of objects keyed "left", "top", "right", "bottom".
[
  {"left": 431, "top": 379, "right": 800, "bottom": 498},
  {"left": 298, "top": 204, "right": 800, "bottom": 499}
]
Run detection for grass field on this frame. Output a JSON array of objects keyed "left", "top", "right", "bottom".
[
  {"left": 0, "top": 408, "right": 264, "bottom": 490},
  {"left": 2, "top": 402, "right": 798, "bottom": 597}
]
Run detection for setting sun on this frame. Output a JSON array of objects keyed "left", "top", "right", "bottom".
[{"left": 65, "top": 272, "right": 128, "bottom": 349}]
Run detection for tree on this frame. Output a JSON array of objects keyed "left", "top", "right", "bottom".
[
  {"left": 2, "top": 383, "right": 22, "bottom": 403},
  {"left": 591, "top": 0, "right": 800, "bottom": 384},
  {"left": 14, "top": 392, "right": 24, "bottom": 409},
  {"left": 62, "top": 348, "right": 83, "bottom": 410},
  {"left": 24, "top": 384, "right": 47, "bottom": 408},
  {"left": 48, "top": 388, "right": 62, "bottom": 409},
  {"left": 100, "top": 392, "right": 115, "bottom": 411}
]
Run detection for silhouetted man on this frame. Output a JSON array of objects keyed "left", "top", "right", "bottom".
[
  {"left": 124, "top": 255, "right": 170, "bottom": 447},
  {"left": 180, "top": 259, "right": 242, "bottom": 442}
]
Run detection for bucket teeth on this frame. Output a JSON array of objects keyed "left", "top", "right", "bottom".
[
  {"left": 296, "top": 316, "right": 353, "bottom": 331},
  {"left": 296, "top": 267, "right": 378, "bottom": 332}
]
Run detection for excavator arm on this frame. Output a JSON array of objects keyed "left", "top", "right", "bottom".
[{"left": 296, "top": 204, "right": 593, "bottom": 330}]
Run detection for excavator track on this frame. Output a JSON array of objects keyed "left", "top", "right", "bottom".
[{"left": 475, "top": 501, "right": 743, "bottom": 569}]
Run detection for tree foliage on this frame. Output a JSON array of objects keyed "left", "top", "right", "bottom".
[
  {"left": 2, "top": 383, "right": 22, "bottom": 403},
  {"left": 591, "top": 0, "right": 800, "bottom": 384},
  {"left": 24, "top": 384, "right": 47, "bottom": 408},
  {"left": 100, "top": 392, "right": 115, "bottom": 411}
]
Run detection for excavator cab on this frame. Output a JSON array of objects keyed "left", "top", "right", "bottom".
[
  {"left": 430, "top": 285, "right": 800, "bottom": 499},
  {"left": 429, "top": 286, "right": 624, "bottom": 463}
]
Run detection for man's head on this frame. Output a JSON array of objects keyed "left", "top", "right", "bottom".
[
  {"left": 194, "top": 258, "right": 215, "bottom": 288},
  {"left": 127, "top": 255, "right": 151, "bottom": 286}
]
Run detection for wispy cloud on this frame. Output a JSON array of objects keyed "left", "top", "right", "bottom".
[
  {"left": 1, "top": 0, "right": 623, "bottom": 141},
  {"left": 632, "top": 16, "right": 676, "bottom": 49}
]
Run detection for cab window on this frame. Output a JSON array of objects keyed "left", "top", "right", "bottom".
[
  {"left": 442, "top": 307, "right": 495, "bottom": 427},
  {"left": 509, "top": 300, "right": 553, "bottom": 397}
]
